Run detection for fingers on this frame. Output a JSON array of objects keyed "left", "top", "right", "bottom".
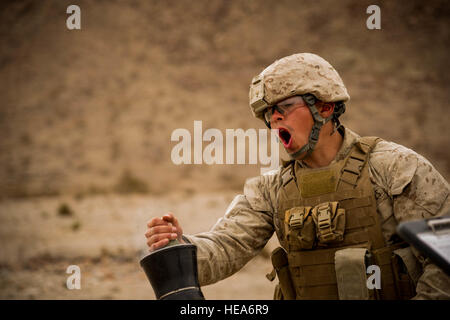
[
  {"left": 162, "top": 212, "right": 183, "bottom": 235},
  {"left": 146, "top": 212, "right": 185, "bottom": 251},
  {"left": 147, "top": 232, "right": 178, "bottom": 252},
  {"left": 145, "top": 224, "right": 178, "bottom": 238},
  {"left": 150, "top": 238, "right": 169, "bottom": 252},
  {"left": 147, "top": 216, "right": 171, "bottom": 228},
  {"left": 162, "top": 212, "right": 175, "bottom": 224}
]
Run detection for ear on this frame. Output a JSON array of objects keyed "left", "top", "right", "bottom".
[{"left": 318, "top": 102, "right": 335, "bottom": 117}]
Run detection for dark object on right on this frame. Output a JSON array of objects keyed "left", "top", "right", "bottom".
[{"left": 397, "top": 215, "right": 450, "bottom": 276}]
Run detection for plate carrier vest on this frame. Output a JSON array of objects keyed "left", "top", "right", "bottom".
[{"left": 268, "top": 136, "right": 418, "bottom": 300}]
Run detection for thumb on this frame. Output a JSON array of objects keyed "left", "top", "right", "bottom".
[{"left": 162, "top": 212, "right": 184, "bottom": 242}]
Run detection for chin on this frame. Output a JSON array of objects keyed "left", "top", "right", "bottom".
[{"left": 285, "top": 146, "right": 298, "bottom": 155}]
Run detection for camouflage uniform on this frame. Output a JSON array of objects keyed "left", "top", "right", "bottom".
[
  {"left": 184, "top": 127, "right": 450, "bottom": 299},
  {"left": 184, "top": 53, "right": 450, "bottom": 299}
]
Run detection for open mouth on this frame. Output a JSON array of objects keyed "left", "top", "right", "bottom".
[{"left": 278, "top": 128, "right": 292, "bottom": 148}]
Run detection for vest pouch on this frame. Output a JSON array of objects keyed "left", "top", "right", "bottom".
[
  {"left": 311, "top": 201, "right": 346, "bottom": 246},
  {"left": 335, "top": 248, "right": 370, "bottom": 300},
  {"left": 284, "top": 206, "right": 315, "bottom": 250},
  {"left": 269, "top": 247, "right": 296, "bottom": 300},
  {"left": 391, "top": 247, "right": 419, "bottom": 300}
]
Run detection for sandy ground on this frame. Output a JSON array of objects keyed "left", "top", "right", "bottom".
[{"left": 0, "top": 192, "right": 278, "bottom": 299}]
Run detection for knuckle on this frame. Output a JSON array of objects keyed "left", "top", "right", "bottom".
[
  {"left": 149, "top": 234, "right": 158, "bottom": 243},
  {"left": 147, "top": 218, "right": 157, "bottom": 227},
  {"left": 151, "top": 233, "right": 167, "bottom": 243},
  {"left": 153, "top": 226, "right": 164, "bottom": 234}
]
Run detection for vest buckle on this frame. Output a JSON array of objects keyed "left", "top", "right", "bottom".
[
  {"left": 289, "top": 209, "right": 304, "bottom": 229},
  {"left": 317, "top": 204, "right": 331, "bottom": 228},
  {"left": 317, "top": 203, "right": 334, "bottom": 241}
]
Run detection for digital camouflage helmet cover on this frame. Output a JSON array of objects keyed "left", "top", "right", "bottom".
[{"left": 249, "top": 53, "right": 350, "bottom": 158}]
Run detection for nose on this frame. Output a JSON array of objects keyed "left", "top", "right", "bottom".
[{"left": 271, "top": 107, "right": 284, "bottom": 123}]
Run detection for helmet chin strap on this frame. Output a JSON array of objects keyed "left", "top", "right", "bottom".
[{"left": 287, "top": 94, "right": 334, "bottom": 160}]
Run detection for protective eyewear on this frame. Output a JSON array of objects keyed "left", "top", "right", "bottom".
[{"left": 263, "top": 99, "right": 306, "bottom": 128}]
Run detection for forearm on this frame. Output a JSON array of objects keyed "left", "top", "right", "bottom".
[{"left": 184, "top": 194, "right": 274, "bottom": 286}]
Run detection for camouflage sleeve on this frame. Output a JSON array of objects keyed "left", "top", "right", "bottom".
[
  {"left": 183, "top": 171, "right": 278, "bottom": 286},
  {"left": 370, "top": 141, "right": 450, "bottom": 299}
]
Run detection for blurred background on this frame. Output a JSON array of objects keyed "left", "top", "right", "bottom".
[{"left": 0, "top": 0, "right": 449, "bottom": 299}]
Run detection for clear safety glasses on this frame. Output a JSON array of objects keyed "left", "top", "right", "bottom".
[{"left": 263, "top": 97, "right": 306, "bottom": 127}]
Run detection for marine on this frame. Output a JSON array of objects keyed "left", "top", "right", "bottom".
[{"left": 145, "top": 53, "right": 450, "bottom": 299}]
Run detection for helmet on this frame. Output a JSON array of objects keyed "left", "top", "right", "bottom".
[
  {"left": 249, "top": 53, "right": 350, "bottom": 120},
  {"left": 248, "top": 53, "right": 350, "bottom": 159}
]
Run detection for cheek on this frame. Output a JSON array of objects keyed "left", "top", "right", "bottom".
[{"left": 289, "top": 109, "right": 313, "bottom": 135}]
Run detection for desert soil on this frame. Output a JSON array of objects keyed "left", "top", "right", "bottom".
[{"left": 0, "top": 192, "right": 279, "bottom": 299}]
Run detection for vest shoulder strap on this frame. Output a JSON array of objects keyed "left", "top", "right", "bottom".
[
  {"left": 355, "top": 136, "right": 383, "bottom": 155},
  {"left": 338, "top": 136, "right": 382, "bottom": 188},
  {"left": 280, "top": 160, "right": 295, "bottom": 187}
]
